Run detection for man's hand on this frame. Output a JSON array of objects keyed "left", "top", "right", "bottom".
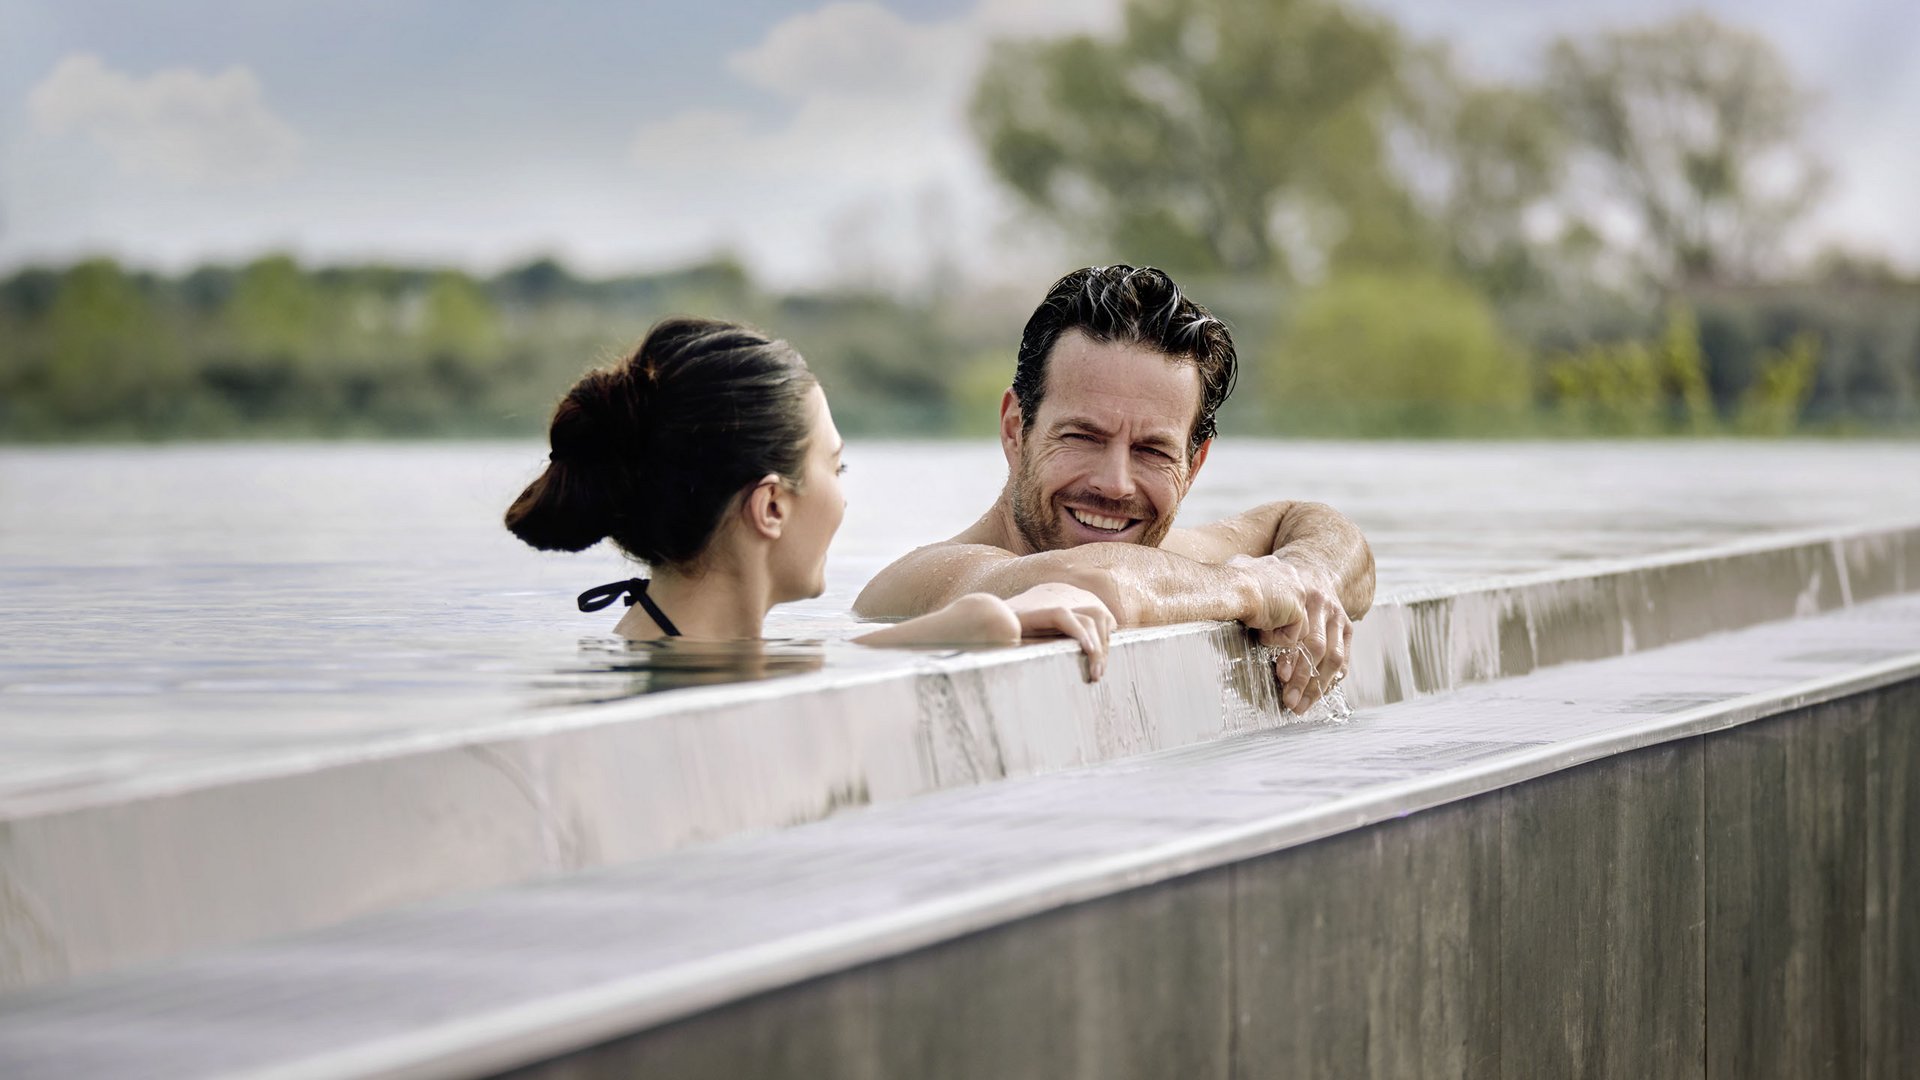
[{"left": 1230, "top": 555, "right": 1352, "bottom": 713}]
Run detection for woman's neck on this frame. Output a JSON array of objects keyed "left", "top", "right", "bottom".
[{"left": 642, "top": 561, "right": 773, "bottom": 640}]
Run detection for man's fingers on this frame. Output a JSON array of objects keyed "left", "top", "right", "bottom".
[
  {"left": 1319, "top": 617, "right": 1353, "bottom": 692},
  {"left": 1284, "top": 622, "right": 1328, "bottom": 712},
  {"left": 1267, "top": 618, "right": 1313, "bottom": 711},
  {"left": 1270, "top": 622, "right": 1303, "bottom": 700}
]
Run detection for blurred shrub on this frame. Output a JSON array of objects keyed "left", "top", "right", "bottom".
[
  {"left": 952, "top": 351, "right": 1016, "bottom": 437},
  {"left": 1544, "top": 304, "right": 1827, "bottom": 435},
  {"left": 1545, "top": 305, "right": 1719, "bottom": 434},
  {"left": 1265, "top": 271, "right": 1530, "bottom": 434},
  {"left": 1690, "top": 284, "right": 1918, "bottom": 429},
  {"left": 1734, "top": 333, "right": 1821, "bottom": 435}
]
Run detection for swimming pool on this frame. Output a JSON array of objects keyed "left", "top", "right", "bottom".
[
  {"left": 6, "top": 437, "right": 1920, "bottom": 994},
  {"left": 6, "top": 438, "right": 1920, "bottom": 734}
]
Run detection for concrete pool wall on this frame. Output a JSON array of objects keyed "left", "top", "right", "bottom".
[
  {"left": 2, "top": 518, "right": 1917, "bottom": 992},
  {"left": 505, "top": 681, "right": 1920, "bottom": 1080}
]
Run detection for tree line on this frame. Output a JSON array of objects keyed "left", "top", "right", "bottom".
[{"left": 0, "top": 255, "right": 1020, "bottom": 440}]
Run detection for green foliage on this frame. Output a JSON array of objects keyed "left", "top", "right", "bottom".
[
  {"left": 228, "top": 255, "right": 320, "bottom": 360},
  {"left": 1267, "top": 271, "right": 1530, "bottom": 435},
  {"left": 1546, "top": 340, "right": 1667, "bottom": 435},
  {"left": 953, "top": 350, "right": 1018, "bottom": 436},
  {"left": 1395, "top": 47, "right": 1565, "bottom": 297},
  {"left": 1660, "top": 305, "right": 1717, "bottom": 433},
  {"left": 0, "top": 255, "right": 1018, "bottom": 441},
  {"left": 1544, "top": 304, "right": 1825, "bottom": 435},
  {"left": 42, "top": 260, "right": 185, "bottom": 429},
  {"left": 1734, "top": 334, "right": 1821, "bottom": 435},
  {"left": 1545, "top": 13, "right": 1826, "bottom": 287},
  {"left": 971, "top": 0, "right": 1408, "bottom": 279}
]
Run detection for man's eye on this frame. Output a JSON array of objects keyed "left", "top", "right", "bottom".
[
  {"left": 836, "top": 464, "right": 848, "bottom": 476},
  {"left": 1136, "top": 446, "right": 1170, "bottom": 460},
  {"left": 1063, "top": 432, "right": 1096, "bottom": 443}
]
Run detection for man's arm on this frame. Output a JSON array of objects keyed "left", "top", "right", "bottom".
[
  {"left": 854, "top": 540, "right": 1300, "bottom": 631},
  {"left": 1163, "top": 500, "right": 1375, "bottom": 619},
  {"left": 1161, "top": 499, "right": 1374, "bottom": 712}
]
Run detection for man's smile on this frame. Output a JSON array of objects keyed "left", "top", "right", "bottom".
[{"left": 1064, "top": 503, "right": 1145, "bottom": 539}]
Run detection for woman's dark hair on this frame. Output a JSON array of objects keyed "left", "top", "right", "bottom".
[
  {"left": 505, "top": 316, "right": 818, "bottom": 567},
  {"left": 1012, "top": 265, "right": 1237, "bottom": 454}
]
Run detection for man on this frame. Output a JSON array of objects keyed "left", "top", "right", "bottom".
[{"left": 856, "top": 264, "right": 1375, "bottom": 713}]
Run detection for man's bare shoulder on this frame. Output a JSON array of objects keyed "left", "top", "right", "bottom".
[
  {"left": 1159, "top": 502, "right": 1300, "bottom": 564},
  {"left": 853, "top": 539, "right": 1017, "bottom": 617}
]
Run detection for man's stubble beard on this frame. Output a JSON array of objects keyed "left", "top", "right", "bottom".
[
  {"left": 1007, "top": 443, "right": 1179, "bottom": 553},
  {"left": 1008, "top": 447, "right": 1067, "bottom": 554}
]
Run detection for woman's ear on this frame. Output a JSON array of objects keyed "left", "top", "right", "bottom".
[{"left": 743, "top": 473, "right": 786, "bottom": 541}]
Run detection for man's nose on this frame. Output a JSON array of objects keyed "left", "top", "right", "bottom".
[{"left": 1086, "top": 443, "right": 1137, "bottom": 500}]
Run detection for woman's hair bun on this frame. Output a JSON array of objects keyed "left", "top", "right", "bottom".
[
  {"left": 503, "top": 447, "right": 614, "bottom": 552},
  {"left": 505, "top": 316, "right": 818, "bottom": 566}
]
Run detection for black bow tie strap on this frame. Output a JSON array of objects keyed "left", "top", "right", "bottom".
[{"left": 576, "top": 577, "right": 682, "bottom": 637}]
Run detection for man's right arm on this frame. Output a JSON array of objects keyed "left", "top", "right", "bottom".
[{"left": 854, "top": 540, "right": 1301, "bottom": 631}]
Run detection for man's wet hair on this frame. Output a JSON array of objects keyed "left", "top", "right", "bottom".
[{"left": 1011, "top": 265, "right": 1237, "bottom": 455}]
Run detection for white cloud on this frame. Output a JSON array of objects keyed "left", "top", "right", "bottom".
[
  {"left": 725, "top": 2, "right": 974, "bottom": 101},
  {"left": 28, "top": 53, "right": 301, "bottom": 185},
  {"left": 626, "top": 0, "right": 1121, "bottom": 287}
]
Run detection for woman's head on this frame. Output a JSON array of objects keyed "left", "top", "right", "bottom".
[{"left": 506, "top": 317, "right": 844, "bottom": 598}]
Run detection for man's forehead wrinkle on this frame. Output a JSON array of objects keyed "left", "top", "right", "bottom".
[
  {"left": 1050, "top": 412, "right": 1179, "bottom": 438},
  {"left": 1039, "top": 343, "right": 1200, "bottom": 444},
  {"left": 1049, "top": 406, "right": 1186, "bottom": 446}
]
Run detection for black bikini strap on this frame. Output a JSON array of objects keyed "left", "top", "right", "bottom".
[{"left": 576, "top": 577, "right": 682, "bottom": 637}]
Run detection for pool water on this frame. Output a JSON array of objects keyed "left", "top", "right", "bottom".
[{"left": 4, "top": 438, "right": 1919, "bottom": 744}]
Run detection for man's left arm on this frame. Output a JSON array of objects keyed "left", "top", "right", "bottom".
[
  {"left": 1164, "top": 500, "right": 1374, "bottom": 617},
  {"left": 1164, "top": 501, "right": 1376, "bottom": 713}
]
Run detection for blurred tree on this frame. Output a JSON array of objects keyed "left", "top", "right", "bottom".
[
  {"left": 1546, "top": 306, "right": 1717, "bottom": 434},
  {"left": 421, "top": 271, "right": 500, "bottom": 360},
  {"left": 205, "top": 255, "right": 324, "bottom": 423},
  {"left": 971, "top": 0, "right": 1405, "bottom": 279},
  {"left": 47, "top": 259, "right": 174, "bottom": 426},
  {"left": 227, "top": 255, "right": 320, "bottom": 361},
  {"left": 493, "top": 257, "right": 578, "bottom": 307},
  {"left": 1659, "top": 304, "right": 1717, "bottom": 432},
  {"left": 1394, "top": 46, "right": 1564, "bottom": 297},
  {"left": 1734, "top": 333, "right": 1821, "bottom": 434},
  {"left": 1546, "top": 340, "right": 1665, "bottom": 435},
  {"left": 1267, "top": 271, "right": 1529, "bottom": 434},
  {"left": 0, "top": 268, "right": 60, "bottom": 320},
  {"left": 1545, "top": 14, "right": 1827, "bottom": 289}
]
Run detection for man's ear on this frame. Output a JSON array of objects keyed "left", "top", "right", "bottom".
[
  {"left": 999, "top": 388, "right": 1022, "bottom": 468},
  {"left": 1185, "top": 437, "right": 1212, "bottom": 490},
  {"left": 742, "top": 474, "right": 786, "bottom": 541}
]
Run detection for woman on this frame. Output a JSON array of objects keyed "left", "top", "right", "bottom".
[{"left": 505, "top": 317, "right": 1116, "bottom": 678}]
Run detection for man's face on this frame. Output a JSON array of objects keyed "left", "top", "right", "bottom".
[{"left": 1002, "top": 329, "right": 1210, "bottom": 553}]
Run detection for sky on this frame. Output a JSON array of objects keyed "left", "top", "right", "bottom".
[{"left": 2, "top": 0, "right": 1915, "bottom": 287}]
